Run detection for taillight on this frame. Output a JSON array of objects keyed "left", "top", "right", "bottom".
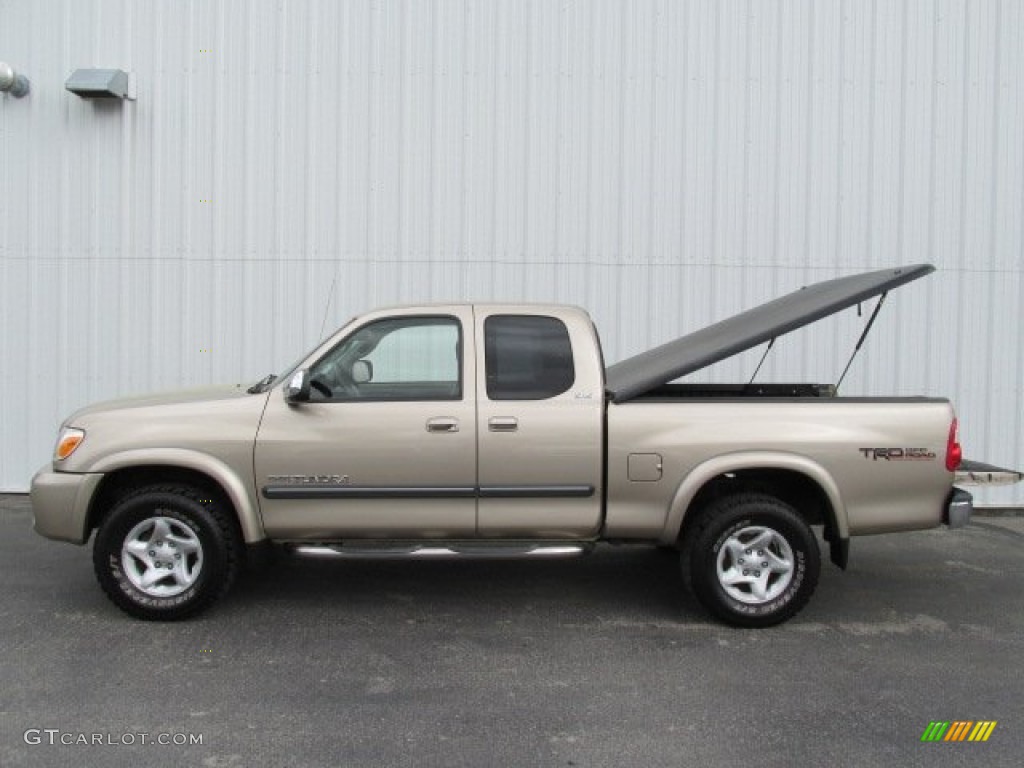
[{"left": 945, "top": 418, "right": 962, "bottom": 472}]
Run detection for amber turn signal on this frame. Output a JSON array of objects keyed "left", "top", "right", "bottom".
[{"left": 55, "top": 428, "right": 85, "bottom": 461}]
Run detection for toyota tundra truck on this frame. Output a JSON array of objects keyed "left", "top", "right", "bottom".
[{"left": 30, "top": 264, "right": 1022, "bottom": 627}]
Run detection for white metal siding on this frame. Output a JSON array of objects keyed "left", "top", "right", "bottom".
[{"left": 1, "top": 0, "right": 1021, "bottom": 503}]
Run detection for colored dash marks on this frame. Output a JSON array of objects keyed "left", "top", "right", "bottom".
[{"left": 920, "top": 720, "right": 997, "bottom": 742}]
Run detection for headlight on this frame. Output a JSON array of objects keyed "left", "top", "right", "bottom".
[{"left": 54, "top": 427, "right": 85, "bottom": 461}]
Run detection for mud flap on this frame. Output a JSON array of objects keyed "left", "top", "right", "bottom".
[{"left": 829, "top": 537, "right": 849, "bottom": 570}]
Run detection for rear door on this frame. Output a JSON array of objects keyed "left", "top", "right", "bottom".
[{"left": 474, "top": 309, "right": 604, "bottom": 538}]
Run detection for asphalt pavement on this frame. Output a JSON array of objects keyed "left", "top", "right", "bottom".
[{"left": 1, "top": 493, "right": 1021, "bottom": 767}]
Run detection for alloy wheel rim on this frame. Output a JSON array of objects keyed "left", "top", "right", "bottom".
[
  {"left": 715, "top": 525, "right": 794, "bottom": 605},
  {"left": 121, "top": 516, "right": 204, "bottom": 597}
]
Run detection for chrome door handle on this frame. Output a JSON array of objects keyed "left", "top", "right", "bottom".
[
  {"left": 488, "top": 417, "right": 518, "bottom": 432},
  {"left": 426, "top": 417, "right": 459, "bottom": 433}
]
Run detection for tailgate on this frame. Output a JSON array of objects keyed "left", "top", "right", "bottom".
[{"left": 955, "top": 459, "right": 1023, "bottom": 487}]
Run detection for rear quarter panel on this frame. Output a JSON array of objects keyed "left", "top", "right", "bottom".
[{"left": 605, "top": 398, "right": 955, "bottom": 542}]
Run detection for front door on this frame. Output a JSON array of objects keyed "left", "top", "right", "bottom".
[{"left": 254, "top": 309, "right": 477, "bottom": 539}]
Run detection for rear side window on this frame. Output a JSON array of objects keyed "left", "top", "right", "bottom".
[{"left": 484, "top": 315, "right": 575, "bottom": 400}]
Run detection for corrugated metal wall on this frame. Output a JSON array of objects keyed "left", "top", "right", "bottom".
[{"left": 1, "top": 0, "right": 1021, "bottom": 502}]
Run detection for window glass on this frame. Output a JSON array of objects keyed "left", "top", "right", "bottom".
[
  {"left": 484, "top": 315, "right": 575, "bottom": 400},
  {"left": 309, "top": 316, "right": 461, "bottom": 401}
]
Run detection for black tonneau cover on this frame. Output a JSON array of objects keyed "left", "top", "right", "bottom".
[{"left": 605, "top": 264, "right": 935, "bottom": 403}]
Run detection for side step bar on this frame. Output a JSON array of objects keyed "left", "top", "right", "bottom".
[{"left": 290, "top": 542, "right": 593, "bottom": 559}]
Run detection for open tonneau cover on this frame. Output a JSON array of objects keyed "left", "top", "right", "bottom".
[{"left": 605, "top": 264, "right": 935, "bottom": 403}]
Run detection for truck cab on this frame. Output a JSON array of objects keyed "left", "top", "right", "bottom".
[{"left": 254, "top": 305, "right": 606, "bottom": 541}]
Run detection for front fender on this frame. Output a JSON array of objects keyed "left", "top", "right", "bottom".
[
  {"left": 89, "top": 448, "right": 265, "bottom": 543},
  {"left": 661, "top": 451, "right": 848, "bottom": 545}
]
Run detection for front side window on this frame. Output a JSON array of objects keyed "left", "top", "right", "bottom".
[
  {"left": 309, "top": 316, "right": 461, "bottom": 401},
  {"left": 484, "top": 315, "right": 575, "bottom": 400}
]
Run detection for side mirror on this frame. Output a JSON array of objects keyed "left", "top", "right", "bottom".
[
  {"left": 284, "top": 369, "right": 311, "bottom": 403},
  {"left": 352, "top": 359, "right": 373, "bottom": 384}
]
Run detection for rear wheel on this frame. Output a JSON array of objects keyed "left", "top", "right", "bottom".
[
  {"left": 92, "top": 484, "right": 242, "bottom": 620},
  {"left": 681, "top": 493, "right": 820, "bottom": 627}
]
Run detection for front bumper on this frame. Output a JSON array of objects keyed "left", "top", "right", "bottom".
[
  {"left": 30, "top": 465, "right": 104, "bottom": 544},
  {"left": 944, "top": 488, "right": 973, "bottom": 529}
]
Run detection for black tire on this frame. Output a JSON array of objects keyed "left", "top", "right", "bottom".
[
  {"left": 92, "top": 484, "right": 242, "bottom": 620},
  {"left": 681, "top": 493, "right": 820, "bottom": 628}
]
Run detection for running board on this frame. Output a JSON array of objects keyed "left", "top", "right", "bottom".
[{"left": 289, "top": 542, "right": 593, "bottom": 559}]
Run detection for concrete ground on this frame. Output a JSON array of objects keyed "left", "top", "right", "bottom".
[{"left": 1, "top": 493, "right": 1021, "bottom": 767}]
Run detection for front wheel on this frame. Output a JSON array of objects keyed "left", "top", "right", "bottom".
[
  {"left": 92, "top": 484, "right": 242, "bottom": 620},
  {"left": 681, "top": 494, "right": 820, "bottom": 628}
]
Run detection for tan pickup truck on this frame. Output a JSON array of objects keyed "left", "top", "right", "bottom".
[{"left": 31, "top": 265, "right": 1021, "bottom": 626}]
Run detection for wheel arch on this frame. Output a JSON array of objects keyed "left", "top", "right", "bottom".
[
  {"left": 85, "top": 449, "right": 265, "bottom": 544},
  {"left": 663, "top": 452, "right": 849, "bottom": 568}
]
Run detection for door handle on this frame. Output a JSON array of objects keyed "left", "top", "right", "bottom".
[
  {"left": 426, "top": 417, "right": 460, "bottom": 433},
  {"left": 488, "top": 417, "right": 519, "bottom": 432}
]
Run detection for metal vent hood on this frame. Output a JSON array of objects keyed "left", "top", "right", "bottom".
[
  {"left": 605, "top": 264, "right": 936, "bottom": 403},
  {"left": 65, "top": 68, "right": 130, "bottom": 99}
]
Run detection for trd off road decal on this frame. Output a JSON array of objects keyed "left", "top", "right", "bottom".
[{"left": 859, "top": 448, "right": 936, "bottom": 461}]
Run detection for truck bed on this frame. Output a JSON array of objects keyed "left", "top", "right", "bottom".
[
  {"left": 604, "top": 396, "right": 955, "bottom": 541},
  {"left": 632, "top": 383, "right": 837, "bottom": 399}
]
